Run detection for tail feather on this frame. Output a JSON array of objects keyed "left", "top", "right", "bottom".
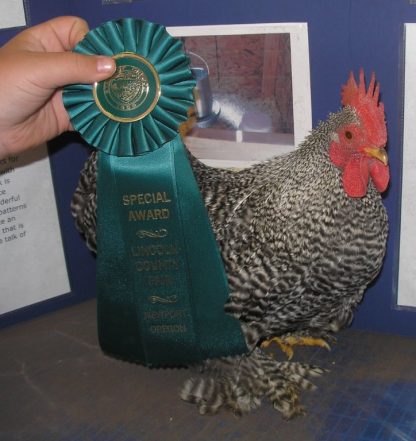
[
  {"left": 71, "top": 150, "right": 98, "bottom": 253},
  {"left": 181, "top": 348, "right": 325, "bottom": 419}
]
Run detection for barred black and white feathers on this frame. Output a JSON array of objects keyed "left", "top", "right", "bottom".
[
  {"left": 72, "top": 151, "right": 98, "bottom": 253},
  {"left": 180, "top": 349, "right": 323, "bottom": 419},
  {"left": 71, "top": 104, "right": 388, "bottom": 417}
]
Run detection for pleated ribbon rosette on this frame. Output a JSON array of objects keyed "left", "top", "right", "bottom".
[{"left": 63, "top": 18, "right": 248, "bottom": 366}]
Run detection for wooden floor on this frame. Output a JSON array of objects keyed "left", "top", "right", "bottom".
[{"left": 1, "top": 299, "right": 416, "bottom": 441}]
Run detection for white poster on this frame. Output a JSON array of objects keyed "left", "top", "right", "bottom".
[
  {"left": 398, "top": 23, "right": 416, "bottom": 308},
  {"left": 0, "top": 0, "right": 26, "bottom": 29},
  {"left": 0, "top": 145, "right": 70, "bottom": 314}
]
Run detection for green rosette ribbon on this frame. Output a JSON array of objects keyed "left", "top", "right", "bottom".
[{"left": 63, "top": 18, "right": 248, "bottom": 366}]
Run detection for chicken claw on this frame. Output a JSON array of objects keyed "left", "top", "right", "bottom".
[{"left": 261, "top": 336, "right": 331, "bottom": 360}]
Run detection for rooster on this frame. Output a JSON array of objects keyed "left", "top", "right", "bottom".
[{"left": 71, "top": 70, "right": 389, "bottom": 418}]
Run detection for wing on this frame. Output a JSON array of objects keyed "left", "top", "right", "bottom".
[{"left": 216, "top": 173, "right": 317, "bottom": 343}]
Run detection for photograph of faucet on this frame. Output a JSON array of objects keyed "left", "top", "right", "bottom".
[{"left": 184, "top": 33, "right": 293, "bottom": 138}]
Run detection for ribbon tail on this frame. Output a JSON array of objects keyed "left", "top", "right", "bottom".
[{"left": 96, "top": 136, "right": 247, "bottom": 366}]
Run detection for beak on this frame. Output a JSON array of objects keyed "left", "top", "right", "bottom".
[{"left": 361, "top": 146, "right": 388, "bottom": 166}]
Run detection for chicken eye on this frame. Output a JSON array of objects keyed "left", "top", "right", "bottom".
[{"left": 345, "top": 130, "right": 353, "bottom": 139}]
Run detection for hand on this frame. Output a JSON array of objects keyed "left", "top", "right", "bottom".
[{"left": 0, "top": 16, "right": 116, "bottom": 158}]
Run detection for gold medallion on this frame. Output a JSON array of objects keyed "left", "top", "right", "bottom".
[{"left": 93, "top": 52, "right": 161, "bottom": 123}]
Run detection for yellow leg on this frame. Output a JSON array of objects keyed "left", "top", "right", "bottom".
[
  {"left": 261, "top": 335, "right": 331, "bottom": 360},
  {"left": 261, "top": 337, "right": 296, "bottom": 359}
]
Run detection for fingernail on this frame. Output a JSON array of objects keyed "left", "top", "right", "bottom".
[{"left": 97, "top": 57, "right": 115, "bottom": 73}]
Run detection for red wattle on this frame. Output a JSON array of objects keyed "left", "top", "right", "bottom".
[
  {"left": 343, "top": 156, "right": 369, "bottom": 198},
  {"left": 369, "top": 161, "right": 389, "bottom": 192}
]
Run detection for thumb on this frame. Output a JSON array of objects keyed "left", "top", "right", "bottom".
[{"left": 28, "top": 51, "right": 116, "bottom": 89}]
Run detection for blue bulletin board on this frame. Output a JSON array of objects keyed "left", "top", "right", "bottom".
[{"left": 1, "top": 0, "right": 416, "bottom": 337}]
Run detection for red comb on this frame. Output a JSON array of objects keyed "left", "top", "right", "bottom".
[
  {"left": 341, "top": 69, "right": 380, "bottom": 108},
  {"left": 341, "top": 69, "right": 386, "bottom": 147}
]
